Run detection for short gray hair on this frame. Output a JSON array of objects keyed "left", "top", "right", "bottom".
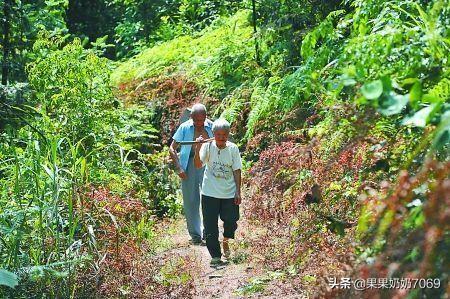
[
  {"left": 212, "top": 118, "right": 230, "bottom": 133},
  {"left": 190, "top": 103, "right": 207, "bottom": 115}
]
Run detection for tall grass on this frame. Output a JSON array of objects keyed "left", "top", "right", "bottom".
[
  {"left": 1, "top": 30, "right": 182, "bottom": 298},
  {"left": 0, "top": 133, "right": 96, "bottom": 297}
]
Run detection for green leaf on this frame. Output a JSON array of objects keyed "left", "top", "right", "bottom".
[
  {"left": 402, "top": 104, "right": 436, "bottom": 127},
  {"left": 402, "top": 78, "right": 419, "bottom": 85},
  {"left": 361, "top": 80, "right": 383, "bottom": 99},
  {"left": 380, "top": 76, "right": 392, "bottom": 92},
  {"left": 409, "top": 81, "right": 423, "bottom": 109},
  {"left": 356, "top": 96, "right": 368, "bottom": 105},
  {"left": 432, "top": 110, "right": 450, "bottom": 150},
  {"left": 378, "top": 92, "right": 409, "bottom": 116},
  {"left": 343, "top": 78, "right": 357, "bottom": 86},
  {"left": 423, "top": 93, "right": 443, "bottom": 104},
  {"left": 340, "top": 74, "right": 356, "bottom": 86},
  {"left": 303, "top": 274, "right": 317, "bottom": 283},
  {"left": 0, "top": 269, "right": 19, "bottom": 288}
]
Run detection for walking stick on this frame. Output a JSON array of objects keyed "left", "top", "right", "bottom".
[{"left": 178, "top": 137, "right": 215, "bottom": 145}]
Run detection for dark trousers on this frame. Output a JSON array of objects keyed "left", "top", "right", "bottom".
[{"left": 201, "top": 194, "right": 240, "bottom": 258}]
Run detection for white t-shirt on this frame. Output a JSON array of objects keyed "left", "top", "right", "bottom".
[{"left": 199, "top": 141, "right": 242, "bottom": 199}]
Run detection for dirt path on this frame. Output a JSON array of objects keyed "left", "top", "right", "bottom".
[
  {"left": 163, "top": 217, "right": 263, "bottom": 299},
  {"left": 146, "top": 204, "right": 311, "bottom": 299}
]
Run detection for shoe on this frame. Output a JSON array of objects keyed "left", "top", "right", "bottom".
[
  {"left": 189, "top": 239, "right": 203, "bottom": 245},
  {"left": 210, "top": 257, "right": 229, "bottom": 268}
]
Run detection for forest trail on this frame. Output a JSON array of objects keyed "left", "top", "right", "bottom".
[
  {"left": 162, "top": 216, "right": 264, "bottom": 298},
  {"left": 156, "top": 205, "right": 309, "bottom": 299},
  {"left": 168, "top": 217, "right": 257, "bottom": 298}
]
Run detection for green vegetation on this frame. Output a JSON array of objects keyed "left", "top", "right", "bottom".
[
  {"left": 112, "top": 10, "right": 257, "bottom": 96},
  {"left": 1, "top": 35, "right": 181, "bottom": 297},
  {"left": 111, "top": 1, "right": 448, "bottom": 297},
  {"left": 1, "top": 0, "right": 449, "bottom": 297}
]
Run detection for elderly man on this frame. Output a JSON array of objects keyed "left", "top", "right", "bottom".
[
  {"left": 194, "top": 118, "right": 242, "bottom": 267},
  {"left": 169, "top": 103, "right": 213, "bottom": 245}
]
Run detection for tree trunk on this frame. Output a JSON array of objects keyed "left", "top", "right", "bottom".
[
  {"left": 2, "top": 0, "right": 12, "bottom": 85},
  {"left": 251, "top": 0, "right": 260, "bottom": 65}
]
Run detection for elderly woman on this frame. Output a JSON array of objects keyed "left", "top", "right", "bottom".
[
  {"left": 194, "top": 118, "right": 242, "bottom": 267},
  {"left": 169, "top": 103, "right": 213, "bottom": 245}
]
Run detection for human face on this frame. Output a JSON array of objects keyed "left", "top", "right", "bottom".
[
  {"left": 191, "top": 112, "right": 206, "bottom": 129},
  {"left": 214, "top": 129, "right": 229, "bottom": 148}
]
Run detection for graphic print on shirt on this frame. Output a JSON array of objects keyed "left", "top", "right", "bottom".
[{"left": 211, "top": 160, "right": 232, "bottom": 179}]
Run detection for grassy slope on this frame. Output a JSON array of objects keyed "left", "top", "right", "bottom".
[{"left": 111, "top": 10, "right": 256, "bottom": 93}]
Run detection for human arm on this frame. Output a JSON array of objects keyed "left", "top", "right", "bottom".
[
  {"left": 194, "top": 136, "right": 205, "bottom": 169},
  {"left": 169, "top": 140, "right": 187, "bottom": 180},
  {"left": 233, "top": 169, "right": 242, "bottom": 205},
  {"left": 232, "top": 145, "right": 243, "bottom": 205}
]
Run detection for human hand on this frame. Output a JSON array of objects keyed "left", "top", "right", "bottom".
[
  {"left": 234, "top": 192, "right": 241, "bottom": 205},
  {"left": 178, "top": 171, "right": 188, "bottom": 180},
  {"left": 195, "top": 136, "right": 204, "bottom": 150}
]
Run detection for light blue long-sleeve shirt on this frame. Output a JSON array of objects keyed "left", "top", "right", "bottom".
[{"left": 172, "top": 119, "right": 214, "bottom": 172}]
